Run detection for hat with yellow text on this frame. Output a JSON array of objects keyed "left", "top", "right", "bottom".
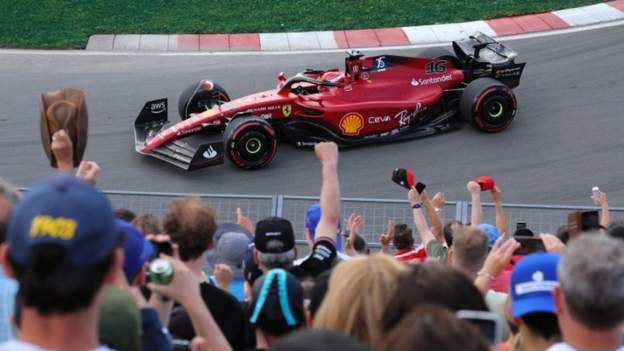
[{"left": 7, "top": 174, "right": 120, "bottom": 266}]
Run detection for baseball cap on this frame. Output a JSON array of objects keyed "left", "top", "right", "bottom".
[
  {"left": 478, "top": 223, "right": 500, "bottom": 248},
  {"left": 271, "top": 330, "right": 370, "bottom": 351},
  {"left": 8, "top": 174, "right": 120, "bottom": 266},
  {"left": 510, "top": 252, "right": 560, "bottom": 318},
  {"left": 249, "top": 268, "right": 304, "bottom": 334},
  {"left": 254, "top": 217, "right": 295, "bottom": 254},
  {"left": 206, "top": 223, "right": 252, "bottom": 277},
  {"left": 118, "top": 219, "right": 153, "bottom": 281},
  {"left": 305, "top": 203, "right": 342, "bottom": 250}
]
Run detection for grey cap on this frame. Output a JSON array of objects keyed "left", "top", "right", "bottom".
[{"left": 206, "top": 223, "right": 252, "bottom": 277}]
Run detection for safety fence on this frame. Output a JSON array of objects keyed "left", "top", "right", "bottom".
[{"left": 89, "top": 190, "right": 624, "bottom": 248}]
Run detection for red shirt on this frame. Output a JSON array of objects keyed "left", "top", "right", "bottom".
[
  {"left": 394, "top": 245, "right": 427, "bottom": 263},
  {"left": 489, "top": 255, "right": 523, "bottom": 293}
]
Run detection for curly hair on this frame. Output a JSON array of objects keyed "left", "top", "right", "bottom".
[{"left": 163, "top": 197, "right": 217, "bottom": 261}]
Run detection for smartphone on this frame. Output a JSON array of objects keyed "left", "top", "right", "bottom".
[
  {"left": 456, "top": 310, "right": 503, "bottom": 345},
  {"left": 513, "top": 235, "right": 546, "bottom": 255},
  {"left": 150, "top": 240, "right": 173, "bottom": 258},
  {"left": 567, "top": 210, "right": 600, "bottom": 239},
  {"left": 415, "top": 182, "right": 426, "bottom": 194}
]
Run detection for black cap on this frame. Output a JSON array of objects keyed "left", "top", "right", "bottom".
[{"left": 254, "top": 217, "right": 295, "bottom": 253}]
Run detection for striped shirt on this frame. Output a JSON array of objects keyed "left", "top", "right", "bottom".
[{"left": 394, "top": 245, "right": 426, "bottom": 263}]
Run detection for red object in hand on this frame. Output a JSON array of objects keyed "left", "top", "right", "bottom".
[{"left": 475, "top": 176, "right": 495, "bottom": 191}]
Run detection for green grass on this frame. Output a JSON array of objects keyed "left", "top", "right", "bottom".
[{"left": 1, "top": 0, "right": 606, "bottom": 49}]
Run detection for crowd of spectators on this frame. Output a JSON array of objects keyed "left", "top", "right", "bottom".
[{"left": 1, "top": 130, "right": 623, "bottom": 351}]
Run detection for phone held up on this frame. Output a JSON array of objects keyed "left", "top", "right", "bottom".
[
  {"left": 456, "top": 310, "right": 504, "bottom": 345},
  {"left": 567, "top": 210, "right": 600, "bottom": 239}
]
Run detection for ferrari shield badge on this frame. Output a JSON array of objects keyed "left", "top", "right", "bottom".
[
  {"left": 339, "top": 112, "right": 363, "bottom": 136},
  {"left": 282, "top": 104, "right": 292, "bottom": 117}
]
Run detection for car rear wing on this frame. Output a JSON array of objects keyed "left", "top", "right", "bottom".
[
  {"left": 452, "top": 32, "right": 518, "bottom": 65},
  {"left": 453, "top": 32, "right": 525, "bottom": 88}
]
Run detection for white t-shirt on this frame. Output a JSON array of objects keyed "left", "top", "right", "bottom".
[
  {"left": 0, "top": 340, "right": 113, "bottom": 351},
  {"left": 546, "top": 342, "right": 624, "bottom": 351}
]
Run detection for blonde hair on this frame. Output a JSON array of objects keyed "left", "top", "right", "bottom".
[{"left": 313, "top": 254, "right": 406, "bottom": 347}]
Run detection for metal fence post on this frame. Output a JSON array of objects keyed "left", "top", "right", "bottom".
[
  {"left": 273, "top": 195, "right": 284, "bottom": 217},
  {"left": 455, "top": 201, "right": 464, "bottom": 222},
  {"left": 455, "top": 201, "right": 470, "bottom": 224}
]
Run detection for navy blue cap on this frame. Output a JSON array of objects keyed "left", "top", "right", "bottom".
[
  {"left": 8, "top": 174, "right": 120, "bottom": 266},
  {"left": 118, "top": 219, "right": 153, "bottom": 281}
]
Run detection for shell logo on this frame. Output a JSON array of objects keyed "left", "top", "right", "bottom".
[{"left": 339, "top": 112, "right": 364, "bottom": 136}]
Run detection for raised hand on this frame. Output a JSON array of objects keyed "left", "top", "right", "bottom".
[
  {"left": 213, "top": 264, "right": 233, "bottom": 291},
  {"left": 491, "top": 186, "right": 503, "bottom": 203},
  {"left": 408, "top": 187, "right": 422, "bottom": 206},
  {"left": 481, "top": 236, "right": 520, "bottom": 278},
  {"left": 314, "top": 142, "right": 338, "bottom": 165},
  {"left": 379, "top": 219, "right": 395, "bottom": 253},
  {"left": 466, "top": 181, "right": 481, "bottom": 194},
  {"left": 540, "top": 233, "right": 565, "bottom": 254},
  {"left": 76, "top": 160, "right": 100, "bottom": 186},
  {"left": 51, "top": 129, "right": 73, "bottom": 171},
  {"left": 236, "top": 207, "right": 255, "bottom": 234},
  {"left": 431, "top": 192, "right": 446, "bottom": 210}
]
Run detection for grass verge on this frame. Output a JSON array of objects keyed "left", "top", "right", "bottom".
[{"left": 1, "top": 0, "right": 605, "bottom": 49}]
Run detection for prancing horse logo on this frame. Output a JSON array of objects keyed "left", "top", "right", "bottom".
[{"left": 282, "top": 104, "right": 292, "bottom": 118}]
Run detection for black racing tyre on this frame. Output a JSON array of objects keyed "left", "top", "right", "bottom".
[
  {"left": 178, "top": 80, "right": 230, "bottom": 120},
  {"left": 419, "top": 47, "right": 462, "bottom": 69},
  {"left": 460, "top": 78, "right": 517, "bottom": 133},
  {"left": 224, "top": 116, "right": 277, "bottom": 170}
]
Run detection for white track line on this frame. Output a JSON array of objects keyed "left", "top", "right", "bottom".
[{"left": 1, "top": 19, "right": 623, "bottom": 57}]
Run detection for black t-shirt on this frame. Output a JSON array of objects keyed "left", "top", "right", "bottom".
[
  {"left": 168, "top": 282, "right": 253, "bottom": 351},
  {"left": 290, "top": 238, "right": 337, "bottom": 280}
]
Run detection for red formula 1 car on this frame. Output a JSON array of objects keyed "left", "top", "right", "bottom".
[{"left": 134, "top": 32, "right": 525, "bottom": 170}]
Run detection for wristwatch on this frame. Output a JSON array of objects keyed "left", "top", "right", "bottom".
[{"left": 411, "top": 202, "right": 422, "bottom": 209}]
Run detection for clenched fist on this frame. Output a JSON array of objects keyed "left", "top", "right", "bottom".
[{"left": 314, "top": 142, "right": 338, "bottom": 165}]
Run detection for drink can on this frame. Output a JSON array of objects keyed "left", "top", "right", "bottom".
[{"left": 149, "top": 259, "right": 174, "bottom": 285}]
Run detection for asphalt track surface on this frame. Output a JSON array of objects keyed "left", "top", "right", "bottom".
[{"left": 1, "top": 24, "right": 623, "bottom": 205}]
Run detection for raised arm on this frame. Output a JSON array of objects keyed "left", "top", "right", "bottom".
[
  {"left": 474, "top": 236, "right": 519, "bottom": 295},
  {"left": 148, "top": 257, "right": 232, "bottom": 351},
  {"left": 314, "top": 142, "right": 341, "bottom": 242},
  {"left": 409, "top": 187, "right": 435, "bottom": 247},
  {"left": 422, "top": 191, "right": 444, "bottom": 243},
  {"left": 50, "top": 130, "right": 74, "bottom": 172},
  {"left": 467, "top": 181, "right": 482, "bottom": 225},
  {"left": 491, "top": 186, "right": 507, "bottom": 235}
]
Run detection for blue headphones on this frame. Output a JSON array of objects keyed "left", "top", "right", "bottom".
[{"left": 249, "top": 268, "right": 298, "bottom": 326}]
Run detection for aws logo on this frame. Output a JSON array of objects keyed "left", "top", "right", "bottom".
[{"left": 30, "top": 216, "right": 77, "bottom": 240}]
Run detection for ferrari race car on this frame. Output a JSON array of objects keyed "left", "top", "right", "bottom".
[{"left": 134, "top": 32, "right": 525, "bottom": 170}]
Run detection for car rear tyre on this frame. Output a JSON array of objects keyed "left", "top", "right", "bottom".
[
  {"left": 224, "top": 116, "right": 277, "bottom": 170},
  {"left": 178, "top": 80, "right": 230, "bottom": 120},
  {"left": 460, "top": 78, "right": 517, "bottom": 133},
  {"left": 419, "top": 47, "right": 462, "bottom": 69}
]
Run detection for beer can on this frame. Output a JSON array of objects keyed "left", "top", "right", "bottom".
[{"left": 149, "top": 259, "right": 174, "bottom": 285}]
